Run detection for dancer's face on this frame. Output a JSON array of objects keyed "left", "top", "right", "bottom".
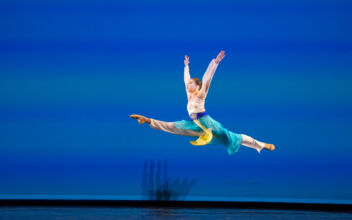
[{"left": 187, "top": 79, "right": 199, "bottom": 93}]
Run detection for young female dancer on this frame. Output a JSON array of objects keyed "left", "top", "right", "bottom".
[{"left": 130, "top": 50, "right": 275, "bottom": 155}]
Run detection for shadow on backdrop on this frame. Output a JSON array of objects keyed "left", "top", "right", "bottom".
[{"left": 141, "top": 160, "right": 196, "bottom": 201}]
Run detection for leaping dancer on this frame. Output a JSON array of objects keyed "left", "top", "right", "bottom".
[{"left": 130, "top": 50, "right": 275, "bottom": 155}]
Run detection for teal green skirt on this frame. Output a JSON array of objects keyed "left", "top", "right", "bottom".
[{"left": 174, "top": 115, "right": 243, "bottom": 155}]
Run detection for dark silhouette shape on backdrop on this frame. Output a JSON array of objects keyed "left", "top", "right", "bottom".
[{"left": 141, "top": 160, "right": 196, "bottom": 201}]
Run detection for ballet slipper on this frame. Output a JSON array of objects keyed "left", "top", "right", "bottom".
[
  {"left": 264, "top": 143, "right": 275, "bottom": 151},
  {"left": 129, "top": 114, "right": 149, "bottom": 125}
]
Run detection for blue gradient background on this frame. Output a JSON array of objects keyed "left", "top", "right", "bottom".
[{"left": 1, "top": 0, "right": 352, "bottom": 203}]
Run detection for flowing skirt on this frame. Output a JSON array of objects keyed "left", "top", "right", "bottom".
[{"left": 174, "top": 115, "right": 243, "bottom": 155}]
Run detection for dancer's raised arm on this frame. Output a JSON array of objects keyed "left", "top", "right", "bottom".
[
  {"left": 184, "top": 55, "right": 191, "bottom": 85},
  {"left": 199, "top": 50, "right": 225, "bottom": 98}
]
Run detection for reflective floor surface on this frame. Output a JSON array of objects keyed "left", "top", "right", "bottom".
[{"left": 1, "top": 206, "right": 352, "bottom": 220}]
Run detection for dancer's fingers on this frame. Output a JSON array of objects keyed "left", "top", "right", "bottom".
[{"left": 220, "top": 50, "right": 225, "bottom": 58}]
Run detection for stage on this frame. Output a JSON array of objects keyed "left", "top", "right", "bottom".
[{"left": 1, "top": 200, "right": 351, "bottom": 219}]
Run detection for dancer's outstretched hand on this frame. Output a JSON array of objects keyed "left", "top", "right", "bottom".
[
  {"left": 215, "top": 50, "right": 225, "bottom": 64},
  {"left": 184, "top": 55, "right": 190, "bottom": 66}
]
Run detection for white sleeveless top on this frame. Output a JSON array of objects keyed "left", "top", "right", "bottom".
[
  {"left": 187, "top": 95, "right": 206, "bottom": 116},
  {"left": 184, "top": 59, "right": 218, "bottom": 116}
]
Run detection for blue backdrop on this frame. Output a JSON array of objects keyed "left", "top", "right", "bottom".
[{"left": 1, "top": 0, "right": 352, "bottom": 204}]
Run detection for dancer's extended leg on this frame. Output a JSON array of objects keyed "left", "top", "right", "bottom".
[
  {"left": 241, "top": 134, "right": 275, "bottom": 153},
  {"left": 130, "top": 114, "right": 204, "bottom": 137},
  {"left": 150, "top": 119, "right": 205, "bottom": 137}
]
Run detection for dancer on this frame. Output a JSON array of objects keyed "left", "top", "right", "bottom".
[{"left": 130, "top": 50, "right": 275, "bottom": 155}]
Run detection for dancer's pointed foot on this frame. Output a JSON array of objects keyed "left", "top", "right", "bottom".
[
  {"left": 129, "top": 114, "right": 151, "bottom": 125},
  {"left": 264, "top": 143, "right": 275, "bottom": 151}
]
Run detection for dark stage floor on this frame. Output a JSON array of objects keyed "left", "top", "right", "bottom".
[{"left": 1, "top": 206, "right": 352, "bottom": 220}]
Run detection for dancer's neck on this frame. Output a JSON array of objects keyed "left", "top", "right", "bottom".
[{"left": 188, "top": 90, "right": 199, "bottom": 100}]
